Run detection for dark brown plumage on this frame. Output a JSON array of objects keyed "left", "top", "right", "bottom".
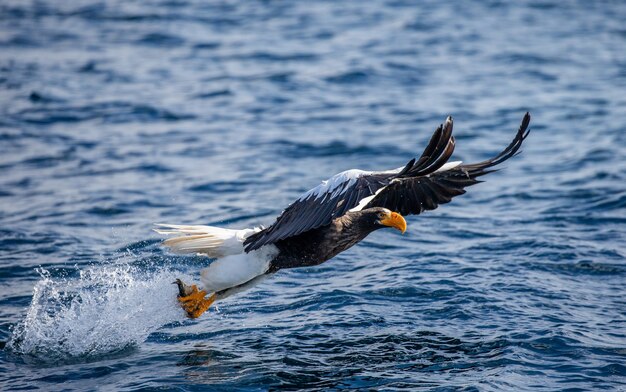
[{"left": 269, "top": 207, "right": 400, "bottom": 272}]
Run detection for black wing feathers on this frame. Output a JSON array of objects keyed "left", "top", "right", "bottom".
[
  {"left": 364, "top": 112, "right": 530, "bottom": 215},
  {"left": 244, "top": 113, "right": 529, "bottom": 252},
  {"left": 462, "top": 111, "right": 530, "bottom": 172},
  {"left": 398, "top": 117, "right": 456, "bottom": 178},
  {"left": 243, "top": 173, "right": 393, "bottom": 252},
  {"left": 243, "top": 117, "right": 457, "bottom": 252}
]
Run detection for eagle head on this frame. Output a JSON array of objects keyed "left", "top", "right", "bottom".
[{"left": 365, "top": 207, "right": 407, "bottom": 234}]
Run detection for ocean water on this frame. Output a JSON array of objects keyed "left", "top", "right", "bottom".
[{"left": 1, "top": 0, "right": 625, "bottom": 390}]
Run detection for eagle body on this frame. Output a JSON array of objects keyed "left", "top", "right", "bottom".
[
  {"left": 155, "top": 113, "right": 531, "bottom": 318},
  {"left": 270, "top": 208, "right": 395, "bottom": 272}
]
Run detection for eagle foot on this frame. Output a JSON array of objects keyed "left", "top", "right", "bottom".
[{"left": 174, "top": 279, "right": 216, "bottom": 319}]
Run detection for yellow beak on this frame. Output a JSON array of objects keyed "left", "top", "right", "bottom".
[{"left": 380, "top": 211, "right": 407, "bottom": 234}]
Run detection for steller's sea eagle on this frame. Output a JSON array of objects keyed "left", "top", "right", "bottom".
[{"left": 155, "top": 113, "right": 531, "bottom": 318}]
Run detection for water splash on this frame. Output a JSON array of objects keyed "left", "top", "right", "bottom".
[{"left": 7, "top": 263, "right": 185, "bottom": 361}]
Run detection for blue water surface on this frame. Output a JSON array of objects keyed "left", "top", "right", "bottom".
[{"left": 1, "top": 0, "right": 625, "bottom": 390}]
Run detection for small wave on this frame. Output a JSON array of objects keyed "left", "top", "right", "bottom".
[
  {"left": 273, "top": 139, "right": 409, "bottom": 158},
  {"left": 229, "top": 51, "right": 319, "bottom": 62},
  {"left": 496, "top": 52, "right": 556, "bottom": 65},
  {"left": 135, "top": 33, "right": 185, "bottom": 47},
  {"left": 524, "top": 260, "right": 626, "bottom": 276},
  {"left": 85, "top": 206, "right": 130, "bottom": 216},
  {"left": 7, "top": 264, "right": 184, "bottom": 362},
  {"left": 193, "top": 89, "right": 232, "bottom": 99},
  {"left": 28, "top": 91, "right": 66, "bottom": 104},
  {"left": 586, "top": 192, "right": 626, "bottom": 212},
  {"left": 12, "top": 102, "right": 194, "bottom": 125},
  {"left": 325, "top": 70, "right": 371, "bottom": 84},
  {"left": 192, "top": 42, "right": 221, "bottom": 50},
  {"left": 188, "top": 179, "right": 258, "bottom": 193}
]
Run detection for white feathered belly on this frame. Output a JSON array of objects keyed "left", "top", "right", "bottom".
[
  {"left": 200, "top": 245, "right": 279, "bottom": 293},
  {"left": 155, "top": 223, "right": 279, "bottom": 293}
]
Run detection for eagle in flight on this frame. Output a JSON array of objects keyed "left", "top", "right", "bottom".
[{"left": 155, "top": 113, "right": 531, "bottom": 318}]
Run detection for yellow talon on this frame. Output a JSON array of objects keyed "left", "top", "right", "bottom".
[{"left": 175, "top": 280, "right": 216, "bottom": 318}]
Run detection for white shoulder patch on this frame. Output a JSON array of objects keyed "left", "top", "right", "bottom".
[
  {"left": 304, "top": 169, "right": 370, "bottom": 199},
  {"left": 434, "top": 161, "right": 462, "bottom": 173},
  {"left": 302, "top": 165, "right": 407, "bottom": 201},
  {"left": 349, "top": 186, "right": 388, "bottom": 212}
]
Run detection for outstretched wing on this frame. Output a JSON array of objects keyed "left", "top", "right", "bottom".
[
  {"left": 362, "top": 112, "right": 531, "bottom": 215},
  {"left": 243, "top": 117, "right": 456, "bottom": 252}
]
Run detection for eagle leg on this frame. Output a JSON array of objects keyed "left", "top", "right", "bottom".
[{"left": 174, "top": 278, "right": 216, "bottom": 318}]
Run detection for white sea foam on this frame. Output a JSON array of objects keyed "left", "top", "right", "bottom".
[{"left": 8, "top": 263, "right": 186, "bottom": 360}]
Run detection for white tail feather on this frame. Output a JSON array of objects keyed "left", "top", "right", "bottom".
[{"left": 154, "top": 224, "right": 261, "bottom": 258}]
